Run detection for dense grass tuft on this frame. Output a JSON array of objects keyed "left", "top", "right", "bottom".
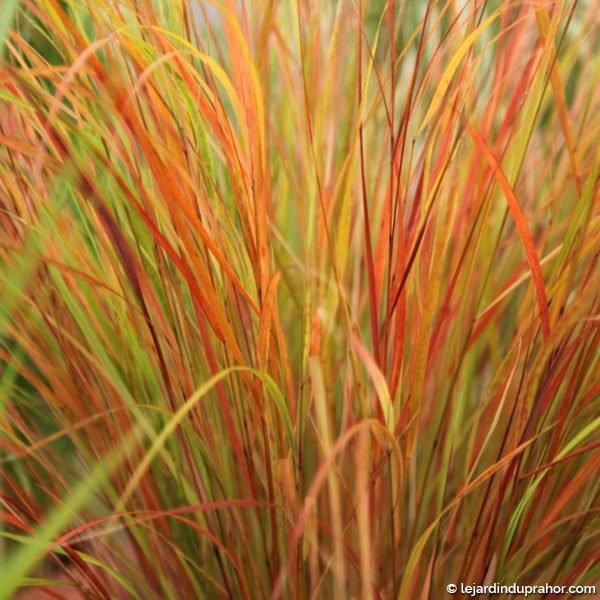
[{"left": 1, "top": 0, "right": 599, "bottom": 598}]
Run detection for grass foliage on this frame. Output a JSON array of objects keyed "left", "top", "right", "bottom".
[{"left": 1, "top": 0, "right": 599, "bottom": 597}]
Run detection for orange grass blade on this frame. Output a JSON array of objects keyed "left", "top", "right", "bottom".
[{"left": 462, "top": 118, "right": 552, "bottom": 340}]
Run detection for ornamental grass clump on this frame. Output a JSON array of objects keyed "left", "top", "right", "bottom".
[{"left": 0, "top": 0, "right": 598, "bottom": 598}]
